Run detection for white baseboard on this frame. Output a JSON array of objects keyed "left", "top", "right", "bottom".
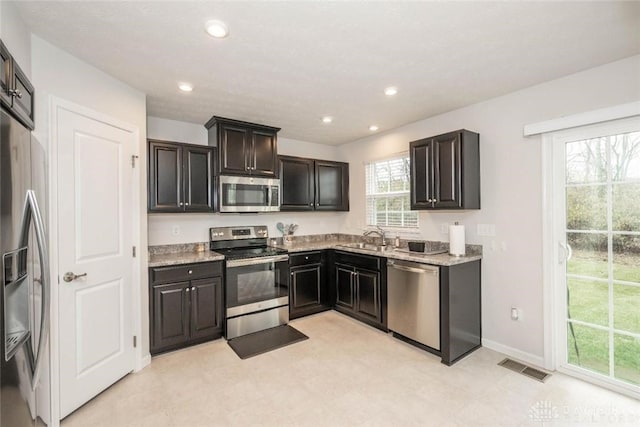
[
  {"left": 482, "top": 339, "right": 545, "bottom": 369},
  {"left": 135, "top": 353, "right": 151, "bottom": 372}
]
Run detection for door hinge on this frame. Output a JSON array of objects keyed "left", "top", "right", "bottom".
[
  {"left": 133, "top": 336, "right": 137, "bottom": 348},
  {"left": 132, "top": 246, "right": 136, "bottom": 257},
  {"left": 131, "top": 155, "right": 139, "bottom": 168}
]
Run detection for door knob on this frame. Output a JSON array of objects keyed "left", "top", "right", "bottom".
[{"left": 63, "top": 272, "right": 87, "bottom": 282}]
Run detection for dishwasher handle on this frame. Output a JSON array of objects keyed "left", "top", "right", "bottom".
[{"left": 387, "top": 261, "right": 438, "bottom": 275}]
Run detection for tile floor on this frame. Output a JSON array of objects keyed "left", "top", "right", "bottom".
[{"left": 62, "top": 311, "right": 639, "bottom": 427}]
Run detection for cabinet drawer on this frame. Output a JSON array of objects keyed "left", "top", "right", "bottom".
[
  {"left": 150, "top": 261, "right": 222, "bottom": 284},
  {"left": 334, "top": 251, "right": 381, "bottom": 271},
  {"left": 290, "top": 251, "right": 323, "bottom": 267}
]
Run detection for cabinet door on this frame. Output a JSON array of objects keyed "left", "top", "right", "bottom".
[
  {"left": 279, "top": 156, "right": 315, "bottom": 211},
  {"left": 315, "top": 161, "right": 349, "bottom": 211},
  {"left": 355, "top": 268, "right": 382, "bottom": 324},
  {"left": 410, "top": 138, "right": 433, "bottom": 209},
  {"left": 148, "top": 141, "right": 183, "bottom": 212},
  {"left": 290, "top": 265, "right": 322, "bottom": 318},
  {"left": 151, "top": 282, "right": 190, "bottom": 353},
  {"left": 335, "top": 265, "right": 354, "bottom": 310},
  {"left": 10, "top": 60, "right": 34, "bottom": 130},
  {"left": 432, "top": 132, "right": 462, "bottom": 208},
  {"left": 190, "top": 277, "right": 223, "bottom": 341},
  {"left": 219, "top": 124, "right": 250, "bottom": 174},
  {"left": 0, "top": 40, "right": 11, "bottom": 108},
  {"left": 251, "top": 129, "right": 277, "bottom": 177},
  {"left": 183, "top": 146, "right": 214, "bottom": 212}
]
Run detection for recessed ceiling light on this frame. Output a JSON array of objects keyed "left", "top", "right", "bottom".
[
  {"left": 384, "top": 86, "right": 398, "bottom": 96},
  {"left": 369, "top": 125, "right": 379, "bottom": 131},
  {"left": 322, "top": 116, "right": 333, "bottom": 124},
  {"left": 178, "top": 82, "right": 193, "bottom": 92},
  {"left": 205, "top": 20, "right": 229, "bottom": 38}
]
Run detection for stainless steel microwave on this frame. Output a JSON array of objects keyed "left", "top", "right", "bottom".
[{"left": 219, "top": 175, "right": 280, "bottom": 212}]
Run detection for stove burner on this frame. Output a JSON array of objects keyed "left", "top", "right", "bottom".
[{"left": 209, "top": 225, "right": 287, "bottom": 261}]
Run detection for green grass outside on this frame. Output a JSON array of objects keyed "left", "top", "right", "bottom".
[{"left": 566, "top": 250, "right": 640, "bottom": 385}]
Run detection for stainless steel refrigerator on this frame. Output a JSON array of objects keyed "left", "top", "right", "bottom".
[{"left": 1, "top": 107, "right": 51, "bottom": 426}]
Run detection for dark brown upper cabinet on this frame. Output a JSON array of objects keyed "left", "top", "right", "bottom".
[
  {"left": 410, "top": 129, "right": 480, "bottom": 210},
  {"left": 148, "top": 139, "right": 215, "bottom": 213},
  {"left": 0, "top": 40, "right": 12, "bottom": 108},
  {"left": 205, "top": 116, "right": 280, "bottom": 177},
  {"left": 0, "top": 38, "right": 34, "bottom": 130},
  {"left": 279, "top": 155, "right": 349, "bottom": 211}
]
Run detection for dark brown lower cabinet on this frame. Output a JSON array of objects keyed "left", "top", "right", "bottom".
[
  {"left": 333, "top": 251, "right": 386, "bottom": 330},
  {"left": 150, "top": 262, "right": 223, "bottom": 355},
  {"left": 439, "top": 260, "right": 482, "bottom": 365},
  {"left": 289, "top": 251, "right": 330, "bottom": 319}
]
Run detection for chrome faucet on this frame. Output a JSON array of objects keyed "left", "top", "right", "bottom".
[{"left": 363, "top": 226, "right": 387, "bottom": 246}]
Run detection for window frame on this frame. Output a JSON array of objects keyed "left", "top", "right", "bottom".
[{"left": 365, "top": 153, "right": 419, "bottom": 230}]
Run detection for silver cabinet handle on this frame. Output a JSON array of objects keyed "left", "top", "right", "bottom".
[
  {"left": 191, "top": 286, "right": 195, "bottom": 291},
  {"left": 188, "top": 269, "right": 193, "bottom": 274},
  {"left": 63, "top": 272, "right": 87, "bottom": 282},
  {"left": 185, "top": 202, "right": 190, "bottom": 206},
  {"left": 186, "top": 287, "right": 191, "bottom": 292},
  {"left": 179, "top": 202, "right": 184, "bottom": 206},
  {"left": 9, "top": 89, "right": 23, "bottom": 98}
]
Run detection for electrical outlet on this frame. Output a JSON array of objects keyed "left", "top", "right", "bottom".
[
  {"left": 477, "top": 224, "right": 496, "bottom": 237},
  {"left": 511, "top": 307, "right": 519, "bottom": 321},
  {"left": 440, "top": 223, "right": 449, "bottom": 234},
  {"left": 172, "top": 225, "right": 180, "bottom": 236}
]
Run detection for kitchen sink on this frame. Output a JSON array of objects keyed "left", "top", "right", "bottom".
[{"left": 337, "top": 242, "right": 392, "bottom": 252}]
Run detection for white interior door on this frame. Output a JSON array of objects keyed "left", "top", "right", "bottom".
[
  {"left": 552, "top": 117, "right": 640, "bottom": 398},
  {"left": 56, "top": 106, "right": 136, "bottom": 418}
]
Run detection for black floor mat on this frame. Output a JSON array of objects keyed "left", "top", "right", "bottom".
[{"left": 227, "top": 325, "right": 308, "bottom": 359}]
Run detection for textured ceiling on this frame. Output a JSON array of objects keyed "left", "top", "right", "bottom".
[{"left": 14, "top": 1, "right": 640, "bottom": 145}]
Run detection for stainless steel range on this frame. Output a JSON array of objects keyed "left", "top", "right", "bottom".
[{"left": 210, "top": 226, "right": 289, "bottom": 339}]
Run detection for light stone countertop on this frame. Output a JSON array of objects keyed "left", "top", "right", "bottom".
[
  {"left": 148, "top": 235, "right": 481, "bottom": 268},
  {"left": 271, "top": 241, "right": 481, "bottom": 266},
  {"left": 148, "top": 250, "right": 224, "bottom": 267}
]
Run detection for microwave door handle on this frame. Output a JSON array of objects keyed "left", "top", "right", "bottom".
[
  {"left": 19, "top": 190, "right": 50, "bottom": 390},
  {"left": 266, "top": 186, "right": 271, "bottom": 206}
]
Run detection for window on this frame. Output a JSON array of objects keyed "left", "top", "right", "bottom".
[{"left": 365, "top": 154, "right": 418, "bottom": 228}]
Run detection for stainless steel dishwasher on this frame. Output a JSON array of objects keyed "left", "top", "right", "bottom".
[{"left": 387, "top": 260, "right": 440, "bottom": 350}]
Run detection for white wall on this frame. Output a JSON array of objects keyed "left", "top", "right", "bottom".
[
  {"left": 0, "top": 1, "right": 31, "bottom": 76},
  {"left": 338, "top": 55, "right": 640, "bottom": 364},
  {"left": 30, "top": 36, "right": 150, "bottom": 357},
  {"left": 147, "top": 116, "right": 345, "bottom": 245}
]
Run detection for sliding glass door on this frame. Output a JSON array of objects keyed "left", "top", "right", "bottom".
[{"left": 553, "top": 119, "right": 640, "bottom": 395}]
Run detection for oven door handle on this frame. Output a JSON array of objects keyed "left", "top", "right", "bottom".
[{"left": 226, "top": 254, "right": 289, "bottom": 267}]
